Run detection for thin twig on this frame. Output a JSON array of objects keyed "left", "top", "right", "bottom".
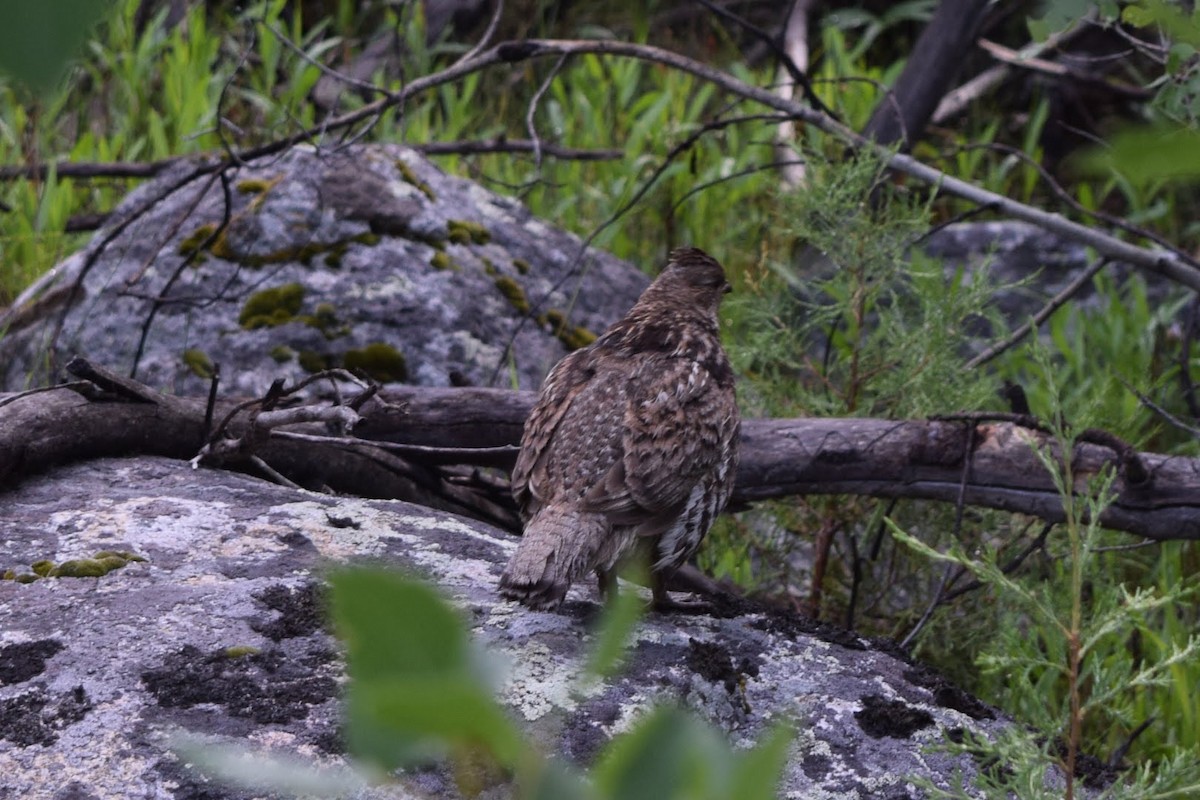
[
  {"left": 266, "top": 21, "right": 397, "bottom": 98},
  {"left": 1118, "top": 376, "right": 1200, "bottom": 439},
  {"left": 270, "top": 430, "right": 519, "bottom": 465},
  {"left": 454, "top": 0, "right": 505, "bottom": 66},
  {"left": 976, "top": 38, "right": 1151, "bottom": 99},
  {"left": 932, "top": 13, "right": 1094, "bottom": 124},
  {"left": 247, "top": 454, "right": 304, "bottom": 489},
  {"left": 525, "top": 52, "right": 569, "bottom": 171},
  {"left": 0, "top": 381, "right": 92, "bottom": 409},
  {"left": 965, "top": 257, "right": 1109, "bottom": 369},
  {"left": 941, "top": 522, "right": 1054, "bottom": 603},
  {"left": 1180, "top": 296, "right": 1200, "bottom": 419},
  {"left": 946, "top": 141, "right": 1193, "bottom": 264},
  {"left": 419, "top": 137, "right": 623, "bottom": 160},
  {"left": 694, "top": 0, "right": 837, "bottom": 121}
]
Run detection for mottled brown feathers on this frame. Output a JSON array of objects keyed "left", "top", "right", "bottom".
[{"left": 501, "top": 246, "right": 740, "bottom": 610}]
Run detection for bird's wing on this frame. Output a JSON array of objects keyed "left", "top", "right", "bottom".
[
  {"left": 511, "top": 349, "right": 599, "bottom": 516},
  {"left": 583, "top": 357, "right": 731, "bottom": 527}
]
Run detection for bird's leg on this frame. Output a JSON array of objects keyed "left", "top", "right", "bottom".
[
  {"left": 596, "top": 566, "right": 618, "bottom": 604},
  {"left": 651, "top": 570, "right": 712, "bottom": 614}
]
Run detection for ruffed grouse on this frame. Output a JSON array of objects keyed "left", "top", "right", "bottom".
[{"left": 501, "top": 246, "right": 740, "bottom": 610}]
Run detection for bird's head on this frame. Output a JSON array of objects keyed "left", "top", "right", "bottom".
[{"left": 647, "top": 246, "right": 732, "bottom": 314}]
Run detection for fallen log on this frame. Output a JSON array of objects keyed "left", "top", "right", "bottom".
[{"left": 2, "top": 361, "right": 1198, "bottom": 540}]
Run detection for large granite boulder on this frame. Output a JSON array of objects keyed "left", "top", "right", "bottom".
[
  {"left": 0, "top": 145, "right": 647, "bottom": 396},
  {"left": 0, "top": 456, "right": 1017, "bottom": 799}
]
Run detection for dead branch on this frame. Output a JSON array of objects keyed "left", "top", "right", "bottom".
[
  {"left": 976, "top": 38, "right": 1152, "bottom": 100},
  {"left": 4, "top": 368, "right": 1200, "bottom": 542},
  {"left": 0, "top": 140, "right": 622, "bottom": 184}
]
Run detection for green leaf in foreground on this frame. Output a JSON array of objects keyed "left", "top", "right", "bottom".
[
  {"left": 1072, "top": 126, "right": 1200, "bottom": 185},
  {"left": 329, "top": 569, "right": 525, "bottom": 772},
  {"left": 330, "top": 567, "right": 470, "bottom": 681},
  {"left": 0, "top": 0, "right": 109, "bottom": 89},
  {"left": 585, "top": 579, "right": 646, "bottom": 679},
  {"left": 593, "top": 706, "right": 791, "bottom": 800}
]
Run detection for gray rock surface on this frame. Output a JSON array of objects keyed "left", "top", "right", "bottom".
[
  {"left": 0, "top": 145, "right": 647, "bottom": 396},
  {"left": 0, "top": 456, "right": 1014, "bottom": 799},
  {"left": 922, "top": 220, "right": 1177, "bottom": 319}
]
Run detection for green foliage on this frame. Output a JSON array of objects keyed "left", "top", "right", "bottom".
[
  {"left": 728, "top": 150, "right": 1003, "bottom": 420},
  {"left": 892, "top": 350, "right": 1200, "bottom": 797},
  {"left": 0, "top": 1, "right": 109, "bottom": 90}
]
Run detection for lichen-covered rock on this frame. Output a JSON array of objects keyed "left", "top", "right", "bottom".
[
  {"left": 0, "top": 145, "right": 648, "bottom": 395},
  {"left": 1, "top": 456, "right": 1020, "bottom": 798}
]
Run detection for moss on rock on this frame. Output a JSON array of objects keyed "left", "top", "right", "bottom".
[
  {"left": 178, "top": 224, "right": 217, "bottom": 257},
  {"left": 239, "top": 283, "right": 306, "bottom": 329},
  {"left": 430, "top": 251, "right": 457, "bottom": 271},
  {"left": 182, "top": 349, "right": 215, "bottom": 379},
  {"left": 494, "top": 276, "right": 530, "bottom": 314},
  {"left": 343, "top": 342, "right": 408, "bottom": 383},
  {"left": 395, "top": 159, "right": 436, "bottom": 200},
  {"left": 544, "top": 309, "right": 597, "bottom": 351},
  {"left": 447, "top": 219, "right": 490, "bottom": 245}
]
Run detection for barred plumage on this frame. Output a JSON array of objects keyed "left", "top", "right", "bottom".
[{"left": 500, "top": 247, "right": 740, "bottom": 610}]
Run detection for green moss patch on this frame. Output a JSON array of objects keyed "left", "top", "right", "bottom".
[
  {"left": 395, "top": 159, "right": 436, "bottom": 201},
  {"left": 182, "top": 348, "right": 215, "bottom": 378},
  {"left": 431, "top": 251, "right": 458, "bottom": 271},
  {"left": 494, "top": 276, "right": 530, "bottom": 314},
  {"left": 543, "top": 309, "right": 597, "bottom": 351},
  {"left": 298, "top": 349, "right": 338, "bottom": 373},
  {"left": 239, "top": 283, "right": 306, "bottom": 329},
  {"left": 447, "top": 219, "right": 490, "bottom": 245},
  {"left": 300, "top": 302, "right": 349, "bottom": 340},
  {"left": 178, "top": 224, "right": 217, "bottom": 257},
  {"left": 512, "top": 258, "right": 531, "bottom": 275},
  {"left": 2, "top": 551, "right": 147, "bottom": 582},
  {"left": 343, "top": 342, "right": 408, "bottom": 383},
  {"left": 270, "top": 345, "right": 296, "bottom": 363},
  {"left": 235, "top": 177, "right": 276, "bottom": 195}
]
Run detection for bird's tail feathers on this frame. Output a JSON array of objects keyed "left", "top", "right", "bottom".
[{"left": 500, "top": 508, "right": 611, "bottom": 610}]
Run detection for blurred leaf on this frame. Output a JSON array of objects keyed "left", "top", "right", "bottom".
[
  {"left": 332, "top": 570, "right": 526, "bottom": 773},
  {"left": 730, "top": 724, "right": 793, "bottom": 800},
  {"left": 524, "top": 757, "right": 595, "bottom": 800},
  {"left": 330, "top": 567, "right": 468, "bottom": 681},
  {"left": 1027, "top": 0, "right": 1099, "bottom": 42},
  {"left": 1073, "top": 126, "right": 1200, "bottom": 185},
  {"left": 593, "top": 706, "right": 731, "bottom": 800},
  {"left": 348, "top": 676, "right": 523, "bottom": 768},
  {"left": 0, "top": 0, "right": 109, "bottom": 89},
  {"left": 585, "top": 579, "right": 645, "bottom": 679},
  {"left": 1121, "top": 0, "right": 1200, "bottom": 47}
]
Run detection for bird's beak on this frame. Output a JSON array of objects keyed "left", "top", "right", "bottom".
[{"left": 722, "top": 282, "right": 732, "bottom": 294}]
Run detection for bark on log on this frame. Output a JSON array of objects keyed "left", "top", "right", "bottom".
[{"left": 4, "top": 375, "right": 1200, "bottom": 541}]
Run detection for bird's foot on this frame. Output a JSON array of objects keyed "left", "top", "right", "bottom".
[{"left": 651, "top": 584, "right": 713, "bottom": 615}]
